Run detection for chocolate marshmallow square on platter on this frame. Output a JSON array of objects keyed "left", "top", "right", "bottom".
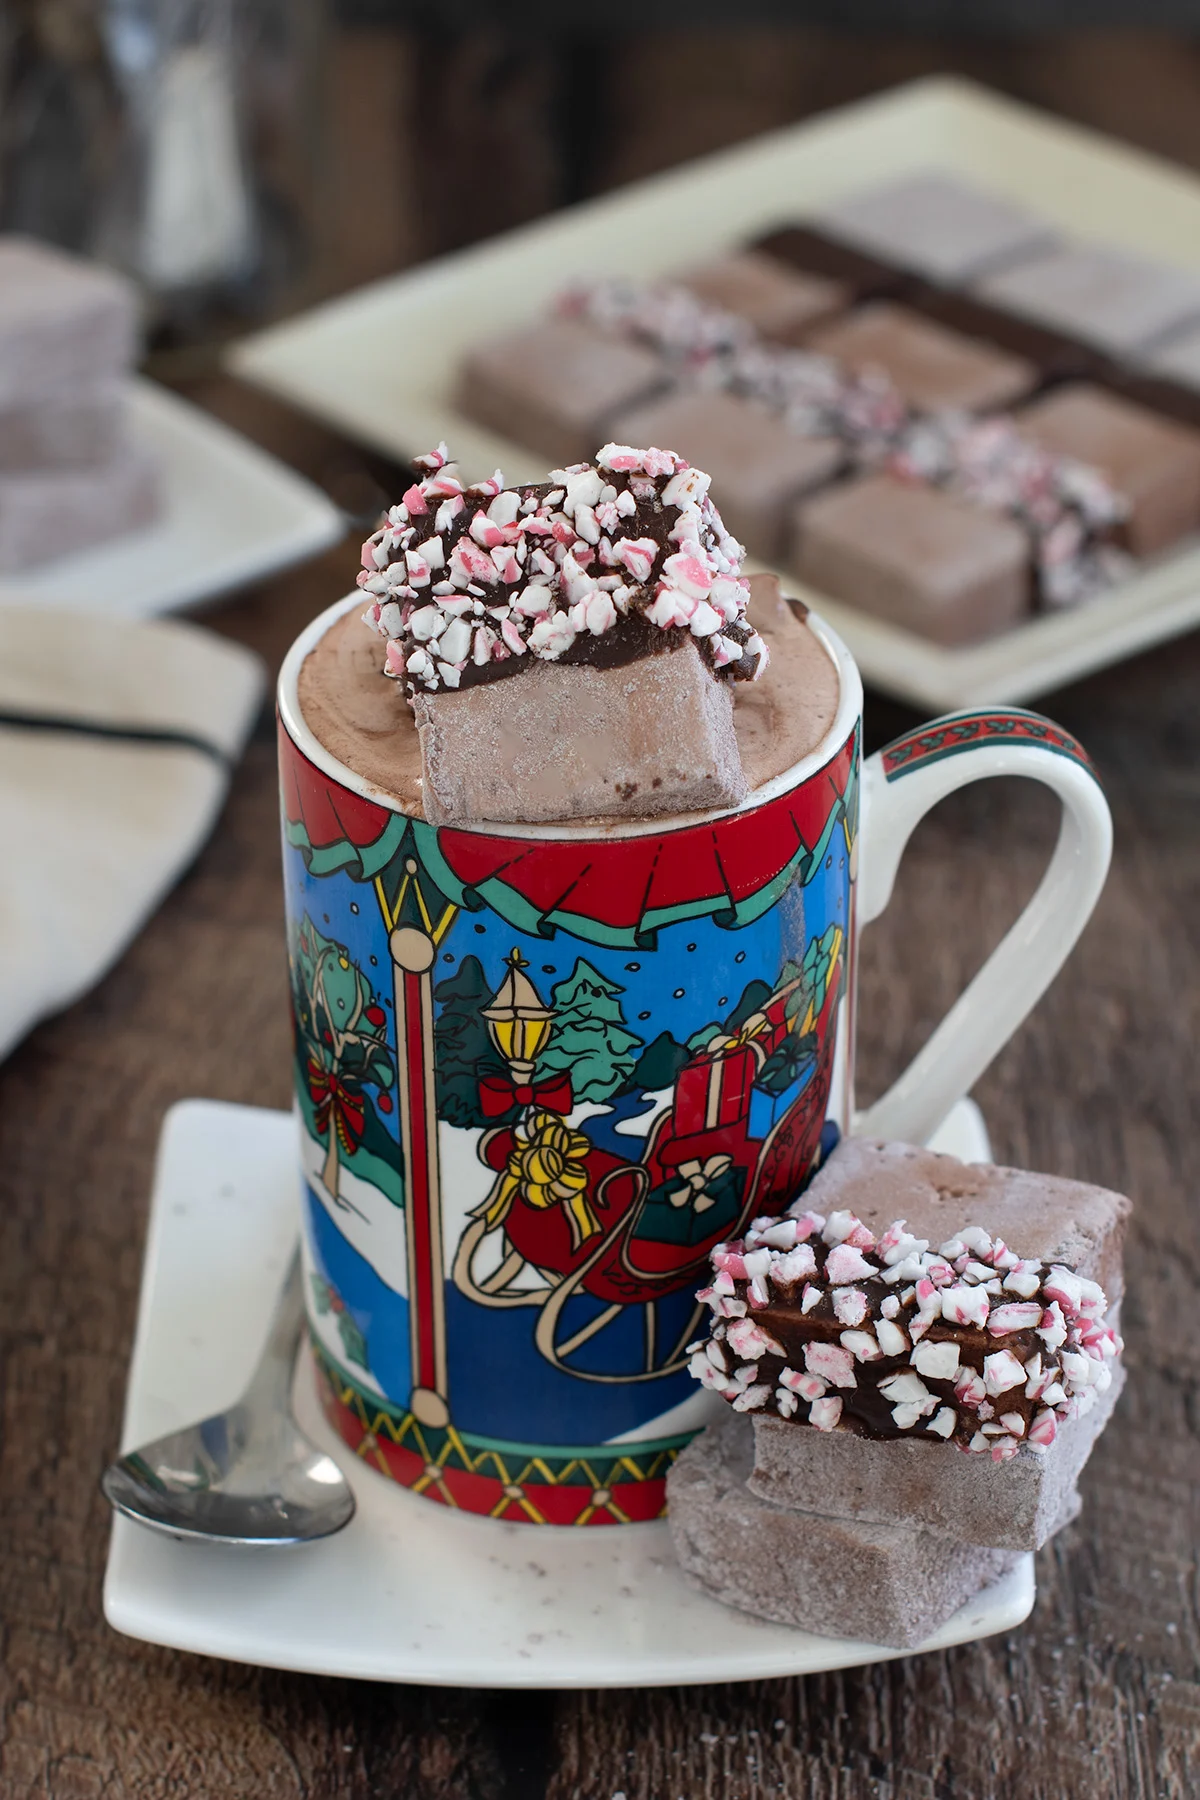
[
  {"left": 667, "top": 1409, "right": 1080, "bottom": 1650},
  {"left": 977, "top": 245, "right": 1200, "bottom": 359},
  {"left": 687, "top": 1138, "right": 1129, "bottom": 1551},
  {"left": 454, "top": 316, "right": 670, "bottom": 468},
  {"left": 899, "top": 286, "right": 1113, "bottom": 389},
  {"left": 358, "top": 444, "right": 769, "bottom": 826},
  {"left": 609, "top": 390, "right": 842, "bottom": 562},
  {"left": 804, "top": 303, "right": 1037, "bottom": 416},
  {"left": 677, "top": 251, "right": 848, "bottom": 342},
  {"left": 791, "top": 473, "right": 1031, "bottom": 646},
  {"left": 1015, "top": 383, "right": 1200, "bottom": 558},
  {"left": 815, "top": 173, "right": 1058, "bottom": 286}
]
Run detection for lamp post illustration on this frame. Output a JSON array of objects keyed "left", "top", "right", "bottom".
[{"left": 482, "top": 949, "right": 555, "bottom": 1092}]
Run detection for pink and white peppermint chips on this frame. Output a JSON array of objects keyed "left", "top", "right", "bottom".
[{"left": 688, "top": 1204, "right": 1122, "bottom": 1463}]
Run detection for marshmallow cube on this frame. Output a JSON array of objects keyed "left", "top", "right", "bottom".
[
  {"left": 1016, "top": 382, "right": 1200, "bottom": 557},
  {"left": 792, "top": 473, "right": 1031, "bottom": 646},
  {"left": 817, "top": 173, "right": 1057, "bottom": 286},
  {"left": 668, "top": 1410, "right": 1025, "bottom": 1650},
  {"left": 978, "top": 245, "right": 1200, "bottom": 357},
  {"left": 455, "top": 317, "right": 670, "bottom": 467},
  {"left": 679, "top": 251, "right": 847, "bottom": 341},
  {"left": 0, "top": 445, "right": 159, "bottom": 572},
  {"left": 412, "top": 637, "right": 747, "bottom": 826},
  {"left": 750, "top": 1363, "right": 1123, "bottom": 1553},
  {"left": 805, "top": 301, "right": 1036, "bottom": 415},
  {"left": 0, "top": 382, "right": 126, "bottom": 473},
  {"left": 611, "top": 389, "right": 842, "bottom": 561},
  {"left": 0, "top": 237, "right": 138, "bottom": 408}
]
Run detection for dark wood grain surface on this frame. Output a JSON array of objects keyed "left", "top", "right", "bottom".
[{"left": 3, "top": 30, "right": 1200, "bottom": 1799}]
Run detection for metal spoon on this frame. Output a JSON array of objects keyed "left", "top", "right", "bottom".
[{"left": 101, "top": 1246, "right": 356, "bottom": 1546}]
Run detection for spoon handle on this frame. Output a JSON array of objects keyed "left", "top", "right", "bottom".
[{"left": 241, "top": 1245, "right": 305, "bottom": 1417}]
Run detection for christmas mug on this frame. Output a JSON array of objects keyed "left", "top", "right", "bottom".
[{"left": 278, "top": 594, "right": 1111, "bottom": 1526}]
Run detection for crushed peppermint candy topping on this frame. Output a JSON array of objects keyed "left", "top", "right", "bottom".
[
  {"left": 560, "top": 279, "right": 1130, "bottom": 612},
  {"left": 886, "top": 414, "right": 1132, "bottom": 609},
  {"left": 687, "top": 1205, "right": 1121, "bottom": 1461},
  {"left": 358, "top": 443, "right": 767, "bottom": 695}
]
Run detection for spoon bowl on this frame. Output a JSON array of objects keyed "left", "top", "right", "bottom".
[{"left": 102, "top": 1248, "right": 355, "bottom": 1546}]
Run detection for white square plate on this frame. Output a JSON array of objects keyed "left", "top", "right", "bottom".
[
  {"left": 102, "top": 1095, "right": 1033, "bottom": 1687},
  {"left": 230, "top": 75, "right": 1200, "bottom": 711},
  {"left": 0, "top": 379, "right": 345, "bottom": 620}
]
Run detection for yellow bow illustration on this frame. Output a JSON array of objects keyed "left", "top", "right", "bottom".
[{"left": 480, "top": 1109, "right": 599, "bottom": 1251}]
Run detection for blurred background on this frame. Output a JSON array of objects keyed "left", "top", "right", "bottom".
[{"left": 7, "top": 0, "right": 1200, "bottom": 358}]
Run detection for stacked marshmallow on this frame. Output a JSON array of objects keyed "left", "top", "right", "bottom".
[
  {"left": 0, "top": 237, "right": 159, "bottom": 571},
  {"left": 359, "top": 443, "right": 768, "bottom": 696}
]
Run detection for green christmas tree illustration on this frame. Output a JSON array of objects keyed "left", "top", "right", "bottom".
[
  {"left": 627, "top": 1030, "right": 690, "bottom": 1096},
  {"left": 537, "top": 959, "right": 643, "bottom": 1103},
  {"left": 433, "top": 955, "right": 510, "bottom": 1129},
  {"left": 291, "top": 915, "right": 395, "bottom": 1199}
]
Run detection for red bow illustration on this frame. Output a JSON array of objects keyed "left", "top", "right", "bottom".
[
  {"left": 307, "top": 1057, "right": 367, "bottom": 1151},
  {"left": 478, "top": 1070, "right": 573, "bottom": 1118}
]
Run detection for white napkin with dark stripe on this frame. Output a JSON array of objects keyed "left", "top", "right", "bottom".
[{"left": 0, "top": 608, "right": 264, "bottom": 1060}]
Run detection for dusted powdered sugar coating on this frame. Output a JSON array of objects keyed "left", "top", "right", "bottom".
[
  {"left": 560, "top": 277, "right": 1130, "bottom": 608},
  {"left": 359, "top": 444, "right": 766, "bottom": 696},
  {"left": 689, "top": 1202, "right": 1122, "bottom": 1461}
]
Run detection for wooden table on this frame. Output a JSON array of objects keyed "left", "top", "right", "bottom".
[{"left": 0, "top": 370, "right": 1195, "bottom": 1799}]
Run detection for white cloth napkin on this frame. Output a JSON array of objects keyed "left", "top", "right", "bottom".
[{"left": 0, "top": 608, "right": 265, "bottom": 1061}]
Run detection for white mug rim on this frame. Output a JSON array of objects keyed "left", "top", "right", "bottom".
[{"left": 277, "top": 590, "right": 864, "bottom": 842}]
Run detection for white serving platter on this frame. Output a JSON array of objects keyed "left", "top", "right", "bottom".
[
  {"left": 0, "top": 379, "right": 345, "bottom": 620},
  {"left": 230, "top": 74, "right": 1200, "bottom": 711},
  {"left": 102, "top": 1095, "right": 1032, "bottom": 1687}
]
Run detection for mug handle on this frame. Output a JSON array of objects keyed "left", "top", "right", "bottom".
[{"left": 853, "top": 707, "right": 1112, "bottom": 1146}]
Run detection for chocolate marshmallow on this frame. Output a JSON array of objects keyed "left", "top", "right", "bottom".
[
  {"left": 904, "top": 286, "right": 1111, "bottom": 386},
  {"left": 791, "top": 473, "right": 1030, "bottom": 645},
  {"left": 610, "top": 390, "right": 842, "bottom": 560},
  {"left": 359, "top": 444, "right": 769, "bottom": 825},
  {"left": 0, "top": 444, "right": 159, "bottom": 572},
  {"left": 0, "top": 382, "right": 125, "bottom": 473},
  {"left": 679, "top": 251, "right": 847, "bottom": 341},
  {"left": 796, "top": 1138, "right": 1130, "bottom": 1298},
  {"left": 1016, "top": 382, "right": 1200, "bottom": 556},
  {"left": 748, "top": 1366, "right": 1122, "bottom": 1554},
  {"left": 667, "top": 1409, "right": 1023, "bottom": 1649},
  {"left": 1143, "top": 319, "right": 1200, "bottom": 391},
  {"left": 0, "top": 237, "right": 138, "bottom": 407},
  {"left": 455, "top": 317, "right": 669, "bottom": 466},
  {"left": 805, "top": 303, "right": 1036, "bottom": 415},
  {"left": 751, "top": 224, "right": 914, "bottom": 303},
  {"left": 413, "top": 637, "right": 746, "bottom": 824},
  {"left": 817, "top": 173, "right": 1056, "bottom": 285},
  {"left": 978, "top": 245, "right": 1200, "bottom": 357},
  {"left": 1107, "top": 369, "right": 1200, "bottom": 434},
  {"left": 688, "top": 1138, "right": 1128, "bottom": 1547}
]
